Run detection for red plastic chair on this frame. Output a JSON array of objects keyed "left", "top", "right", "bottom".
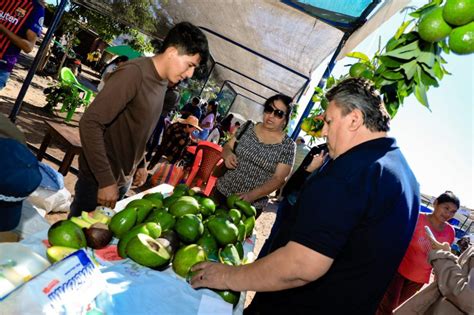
[{"left": 185, "top": 141, "right": 223, "bottom": 196}]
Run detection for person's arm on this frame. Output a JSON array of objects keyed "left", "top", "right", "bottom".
[
  {"left": 191, "top": 241, "right": 333, "bottom": 291},
  {"left": 200, "top": 115, "right": 213, "bottom": 129},
  {"left": 221, "top": 136, "right": 238, "bottom": 169},
  {"left": 238, "top": 162, "right": 291, "bottom": 203},
  {"left": 0, "top": 27, "right": 37, "bottom": 53},
  {"left": 79, "top": 64, "right": 141, "bottom": 206},
  {"left": 428, "top": 247, "right": 474, "bottom": 313}
]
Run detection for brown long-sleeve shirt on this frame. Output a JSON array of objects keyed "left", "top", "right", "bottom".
[{"left": 79, "top": 57, "right": 167, "bottom": 188}]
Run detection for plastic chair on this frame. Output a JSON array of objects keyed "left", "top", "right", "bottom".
[
  {"left": 185, "top": 141, "right": 223, "bottom": 196},
  {"left": 59, "top": 67, "right": 95, "bottom": 121}
]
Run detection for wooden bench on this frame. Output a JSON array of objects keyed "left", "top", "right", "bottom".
[{"left": 37, "top": 121, "right": 82, "bottom": 176}]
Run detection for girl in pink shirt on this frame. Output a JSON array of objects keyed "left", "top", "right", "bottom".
[{"left": 376, "top": 191, "right": 460, "bottom": 315}]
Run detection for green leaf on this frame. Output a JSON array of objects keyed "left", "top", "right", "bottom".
[
  {"left": 395, "top": 20, "right": 414, "bottom": 39},
  {"left": 384, "top": 40, "right": 421, "bottom": 60},
  {"left": 320, "top": 98, "right": 329, "bottom": 110},
  {"left": 419, "top": 68, "right": 439, "bottom": 87},
  {"left": 437, "top": 40, "right": 450, "bottom": 54},
  {"left": 346, "top": 52, "right": 370, "bottom": 62},
  {"left": 326, "top": 76, "right": 336, "bottom": 89},
  {"left": 419, "top": 63, "right": 437, "bottom": 80},
  {"left": 386, "top": 37, "right": 400, "bottom": 52},
  {"left": 378, "top": 56, "right": 404, "bottom": 68},
  {"left": 382, "top": 70, "right": 405, "bottom": 80},
  {"left": 432, "top": 59, "right": 444, "bottom": 80},
  {"left": 417, "top": 46, "right": 436, "bottom": 68},
  {"left": 408, "top": 1, "right": 439, "bottom": 18},
  {"left": 312, "top": 95, "right": 321, "bottom": 103},
  {"left": 414, "top": 82, "right": 429, "bottom": 108},
  {"left": 400, "top": 60, "right": 418, "bottom": 80},
  {"left": 314, "top": 86, "right": 324, "bottom": 94},
  {"left": 374, "top": 76, "right": 397, "bottom": 89},
  {"left": 384, "top": 100, "right": 400, "bottom": 118}
]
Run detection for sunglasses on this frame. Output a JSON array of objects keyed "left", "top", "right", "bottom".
[{"left": 264, "top": 105, "right": 286, "bottom": 119}]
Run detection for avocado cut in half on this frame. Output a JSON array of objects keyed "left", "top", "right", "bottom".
[
  {"left": 126, "top": 233, "right": 171, "bottom": 268},
  {"left": 70, "top": 216, "right": 92, "bottom": 229},
  {"left": 46, "top": 246, "right": 78, "bottom": 263},
  {"left": 117, "top": 222, "right": 162, "bottom": 258}
]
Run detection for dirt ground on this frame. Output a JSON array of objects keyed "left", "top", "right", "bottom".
[{"left": 0, "top": 47, "right": 277, "bottom": 307}]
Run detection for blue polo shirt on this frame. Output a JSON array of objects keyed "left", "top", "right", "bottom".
[{"left": 251, "top": 137, "right": 420, "bottom": 315}]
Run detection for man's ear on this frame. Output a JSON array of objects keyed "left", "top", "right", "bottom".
[
  {"left": 164, "top": 46, "right": 179, "bottom": 58},
  {"left": 348, "top": 109, "right": 363, "bottom": 131}
]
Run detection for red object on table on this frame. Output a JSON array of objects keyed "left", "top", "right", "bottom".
[{"left": 185, "top": 141, "right": 223, "bottom": 196}]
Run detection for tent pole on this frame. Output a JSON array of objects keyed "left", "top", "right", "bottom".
[
  {"left": 198, "top": 61, "right": 215, "bottom": 98},
  {"left": 9, "top": 0, "right": 69, "bottom": 122}
]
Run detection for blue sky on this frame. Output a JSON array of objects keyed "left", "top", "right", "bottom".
[{"left": 300, "top": 0, "right": 473, "bottom": 208}]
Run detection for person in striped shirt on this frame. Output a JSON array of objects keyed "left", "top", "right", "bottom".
[{"left": 0, "top": 0, "right": 45, "bottom": 89}]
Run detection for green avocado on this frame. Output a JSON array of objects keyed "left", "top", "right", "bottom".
[
  {"left": 207, "top": 217, "right": 238, "bottom": 246},
  {"left": 234, "top": 200, "right": 257, "bottom": 217},
  {"left": 175, "top": 214, "right": 204, "bottom": 243},
  {"left": 172, "top": 244, "right": 207, "bottom": 278},
  {"left": 145, "top": 209, "right": 176, "bottom": 231},
  {"left": 125, "top": 199, "right": 154, "bottom": 224},
  {"left": 218, "top": 244, "right": 241, "bottom": 266},
  {"left": 109, "top": 207, "right": 138, "bottom": 239},
  {"left": 48, "top": 220, "right": 87, "bottom": 249},
  {"left": 169, "top": 196, "right": 200, "bottom": 217}
]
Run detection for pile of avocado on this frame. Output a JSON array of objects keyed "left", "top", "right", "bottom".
[
  {"left": 47, "top": 184, "right": 257, "bottom": 307},
  {"left": 111, "top": 184, "right": 257, "bottom": 306}
]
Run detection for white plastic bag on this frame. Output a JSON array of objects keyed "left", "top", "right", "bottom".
[{"left": 27, "top": 187, "right": 71, "bottom": 213}]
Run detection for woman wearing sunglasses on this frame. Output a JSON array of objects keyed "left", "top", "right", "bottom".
[{"left": 214, "top": 94, "right": 296, "bottom": 217}]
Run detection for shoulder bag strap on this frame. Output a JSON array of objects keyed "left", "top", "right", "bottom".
[{"left": 233, "top": 120, "right": 252, "bottom": 152}]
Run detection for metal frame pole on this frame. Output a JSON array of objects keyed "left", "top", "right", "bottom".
[{"left": 9, "top": 0, "right": 69, "bottom": 122}]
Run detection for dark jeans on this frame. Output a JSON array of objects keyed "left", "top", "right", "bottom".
[
  {"left": 146, "top": 115, "right": 166, "bottom": 161},
  {"left": 376, "top": 272, "right": 424, "bottom": 315},
  {"left": 69, "top": 172, "right": 131, "bottom": 218},
  {"left": 258, "top": 197, "right": 290, "bottom": 259}
]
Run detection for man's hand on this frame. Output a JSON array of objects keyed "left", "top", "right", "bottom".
[
  {"left": 97, "top": 183, "right": 119, "bottom": 209},
  {"left": 133, "top": 167, "right": 148, "bottom": 187},
  {"left": 306, "top": 150, "right": 329, "bottom": 173},
  {"left": 224, "top": 153, "right": 238, "bottom": 169},
  {"left": 190, "top": 261, "right": 233, "bottom": 290}
]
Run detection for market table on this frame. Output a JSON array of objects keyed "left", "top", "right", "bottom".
[
  {"left": 16, "top": 184, "right": 254, "bottom": 314},
  {"left": 37, "top": 121, "right": 82, "bottom": 176}
]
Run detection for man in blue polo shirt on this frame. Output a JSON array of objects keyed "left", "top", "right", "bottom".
[
  {"left": 0, "top": 0, "right": 45, "bottom": 90},
  {"left": 190, "top": 78, "right": 420, "bottom": 314}
]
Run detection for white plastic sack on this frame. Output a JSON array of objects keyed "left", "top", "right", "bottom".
[{"left": 27, "top": 187, "right": 71, "bottom": 213}]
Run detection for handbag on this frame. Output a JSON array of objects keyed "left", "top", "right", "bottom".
[
  {"left": 150, "top": 160, "right": 186, "bottom": 186},
  {"left": 212, "top": 120, "right": 252, "bottom": 177}
]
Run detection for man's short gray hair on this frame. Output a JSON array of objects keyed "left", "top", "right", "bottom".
[{"left": 325, "top": 78, "right": 390, "bottom": 132}]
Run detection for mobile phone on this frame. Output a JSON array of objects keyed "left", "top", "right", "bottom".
[{"left": 424, "top": 226, "right": 437, "bottom": 241}]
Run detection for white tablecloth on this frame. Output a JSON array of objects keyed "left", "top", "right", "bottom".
[{"left": 18, "top": 184, "right": 253, "bottom": 315}]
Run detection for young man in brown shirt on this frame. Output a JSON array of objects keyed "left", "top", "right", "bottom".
[{"left": 69, "top": 22, "right": 209, "bottom": 217}]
